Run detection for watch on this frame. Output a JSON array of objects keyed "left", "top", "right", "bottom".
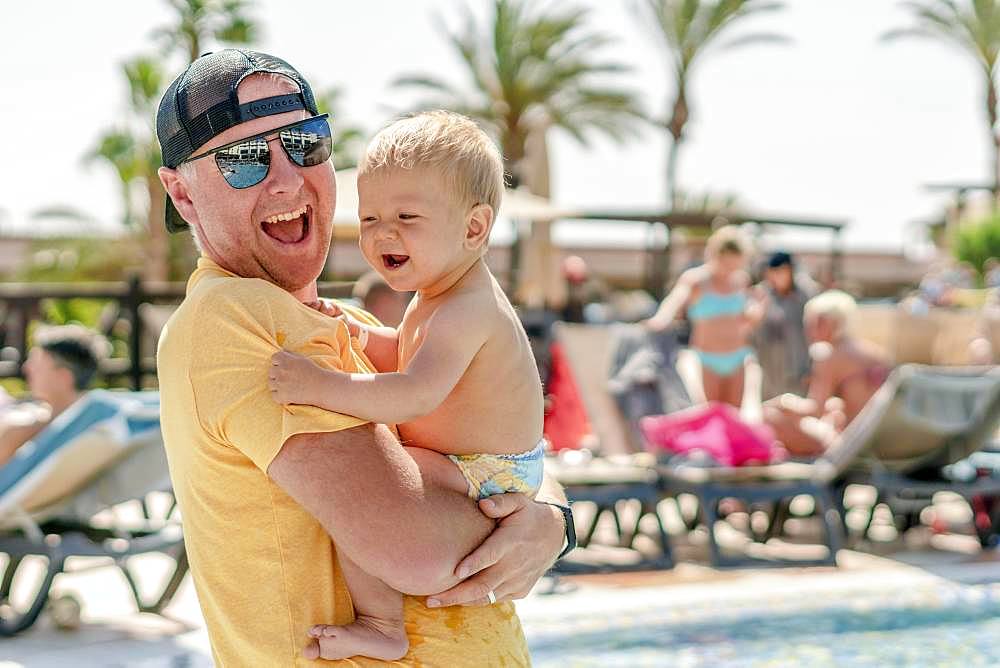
[{"left": 540, "top": 501, "right": 576, "bottom": 560}]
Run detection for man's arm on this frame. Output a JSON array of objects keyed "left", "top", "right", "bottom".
[
  {"left": 427, "top": 474, "right": 568, "bottom": 607},
  {"left": 0, "top": 422, "right": 46, "bottom": 469},
  {"left": 268, "top": 422, "right": 494, "bottom": 596}
]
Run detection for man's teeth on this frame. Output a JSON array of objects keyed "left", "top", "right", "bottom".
[{"left": 263, "top": 205, "right": 308, "bottom": 224}]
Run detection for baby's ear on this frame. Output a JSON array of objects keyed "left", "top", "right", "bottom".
[{"left": 464, "top": 204, "right": 494, "bottom": 252}]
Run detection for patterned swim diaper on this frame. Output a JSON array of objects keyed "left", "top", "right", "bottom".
[{"left": 447, "top": 440, "right": 546, "bottom": 500}]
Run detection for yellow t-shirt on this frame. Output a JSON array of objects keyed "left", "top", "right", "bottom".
[{"left": 158, "top": 257, "right": 529, "bottom": 667}]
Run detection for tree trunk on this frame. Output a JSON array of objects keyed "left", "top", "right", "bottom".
[
  {"left": 145, "top": 175, "right": 170, "bottom": 283},
  {"left": 514, "top": 126, "right": 557, "bottom": 309},
  {"left": 989, "top": 74, "right": 1000, "bottom": 206},
  {"left": 667, "top": 79, "right": 689, "bottom": 210},
  {"left": 666, "top": 134, "right": 682, "bottom": 211}
]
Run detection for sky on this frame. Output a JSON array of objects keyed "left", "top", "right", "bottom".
[{"left": 0, "top": 0, "right": 992, "bottom": 255}]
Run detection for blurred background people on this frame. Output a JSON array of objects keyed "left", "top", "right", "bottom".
[
  {"left": 560, "top": 255, "right": 611, "bottom": 323},
  {"left": 763, "top": 290, "right": 891, "bottom": 456},
  {"left": 0, "top": 325, "right": 106, "bottom": 467},
  {"left": 645, "top": 226, "right": 763, "bottom": 408},
  {"left": 351, "top": 271, "right": 412, "bottom": 328},
  {"left": 752, "top": 251, "right": 816, "bottom": 401}
]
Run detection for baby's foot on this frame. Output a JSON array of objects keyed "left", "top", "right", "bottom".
[{"left": 303, "top": 616, "right": 408, "bottom": 661}]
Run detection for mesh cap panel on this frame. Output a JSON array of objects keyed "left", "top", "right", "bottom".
[{"left": 155, "top": 49, "right": 319, "bottom": 232}]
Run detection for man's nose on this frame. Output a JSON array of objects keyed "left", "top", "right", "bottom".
[{"left": 264, "top": 137, "right": 304, "bottom": 195}]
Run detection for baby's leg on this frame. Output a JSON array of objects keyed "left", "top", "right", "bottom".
[
  {"left": 405, "top": 445, "right": 471, "bottom": 496},
  {"left": 303, "top": 449, "right": 465, "bottom": 661},
  {"left": 304, "top": 553, "right": 408, "bottom": 661}
]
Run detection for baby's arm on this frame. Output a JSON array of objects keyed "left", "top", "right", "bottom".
[
  {"left": 270, "top": 297, "right": 490, "bottom": 424},
  {"left": 308, "top": 299, "right": 399, "bottom": 372}
]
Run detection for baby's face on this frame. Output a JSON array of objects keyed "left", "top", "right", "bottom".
[{"left": 357, "top": 166, "right": 471, "bottom": 293}]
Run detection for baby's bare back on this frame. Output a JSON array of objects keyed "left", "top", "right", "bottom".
[{"left": 396, "top": 270, "right": 544, "bottom": 457}]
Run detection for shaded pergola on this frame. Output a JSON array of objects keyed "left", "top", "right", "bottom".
[
  {"left": 519, "top": 209, "right": 847, "bottom": 300},
  {"left": 328, "top": 167, "right": 847, "bottom": 302}
]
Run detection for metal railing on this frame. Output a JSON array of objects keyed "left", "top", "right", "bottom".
[{"left": 0, "top": 277, "right": 353, "bottom": 390}]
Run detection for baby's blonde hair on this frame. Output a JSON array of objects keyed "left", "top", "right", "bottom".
[
  {"left": 804, "top": 290, "right": 857, "bottom": 335},
  {"left": 359, "top": 110, "right": 505, "bottom": 215}
]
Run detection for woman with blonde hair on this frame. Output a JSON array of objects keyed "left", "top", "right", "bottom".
[{"left": 645, "top": 225, "right": 763, "bottom": 407}]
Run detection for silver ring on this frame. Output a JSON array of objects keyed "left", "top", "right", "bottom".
[{"left": 487, "top": 589, "right": 497, "bottom": 605}]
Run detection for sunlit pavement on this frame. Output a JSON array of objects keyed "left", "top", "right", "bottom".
[{"left": 5, "top": 536, "right": 1000, "bottom": 667}]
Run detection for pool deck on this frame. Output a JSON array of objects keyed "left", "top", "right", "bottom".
[{"left": 5, "top": 529, "right": 1000, "bottom": 668}]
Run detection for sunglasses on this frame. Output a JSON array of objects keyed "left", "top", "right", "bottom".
[{"left": 181, "top": 114, "right": 332, "bottom": 189}]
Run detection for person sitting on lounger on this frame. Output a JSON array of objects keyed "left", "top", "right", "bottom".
[
  {"left": 0, "top": 325, "right": 107, "bottom": 467},
  {"left": 763, "top": 290, "right": 891, "bottom": 456}
]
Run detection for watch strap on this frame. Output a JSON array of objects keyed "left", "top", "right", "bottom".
[{"left": 540, "top": 501, "right": 576, "bottom": 561}]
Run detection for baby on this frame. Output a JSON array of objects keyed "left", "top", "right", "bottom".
[{"left": 268, "top": 111, "right": 545, "bottom": 661}]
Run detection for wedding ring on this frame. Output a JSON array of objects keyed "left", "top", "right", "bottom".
[{"left": 487, "top": 589, "right": 497, "bottom": 605}]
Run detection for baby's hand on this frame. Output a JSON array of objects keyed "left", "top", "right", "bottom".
[
  {"left": 269, "top": 350, "right": 319, "bottom": 405},
  {"left": 305, "top": 298, "right": 343, "bottom": 319}
]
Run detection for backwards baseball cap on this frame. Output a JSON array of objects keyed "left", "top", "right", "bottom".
[{"left": 156, "top": 49, "right": 319, "bottom": 233}]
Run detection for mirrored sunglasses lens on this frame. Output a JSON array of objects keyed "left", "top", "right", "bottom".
[
  {"left": 215, "top": 138, "right": 270, "bottom": 188},
  {"left": 280, "top": 118, "right": 333, "bottom": 167}
]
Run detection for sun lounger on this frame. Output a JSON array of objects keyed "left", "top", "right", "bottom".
[
  {"left": 0, "top": 390, "right": 186, "bottom": 636},
  {"left": 656, "top": 367, "right": 916, "bottom": 568},
  {"left": 658, "top": 365, "right": 1000, "bottom": 567},
  {"left": 546, "top": 322, "right": 673, "bottom": 571},
  {"left": 848, "top": 366, "right": 1000, "bottom": 545}
]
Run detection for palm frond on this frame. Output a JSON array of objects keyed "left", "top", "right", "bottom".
[{"left": 718, "top": 31, "right": 792, "bottom": 50}]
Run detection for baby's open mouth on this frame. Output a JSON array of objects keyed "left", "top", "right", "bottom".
[
  {"left": 261, "top": 205, "right": 311, "bottom": 244},
  {"left": 382, "top": 254, "right": 409, "bottom": 269}
]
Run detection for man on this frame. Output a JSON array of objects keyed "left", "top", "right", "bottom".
[
  {"left": 0, "top": 325, "right": 105, "bottom": 467},
  {"left": 751, "top": 251, "right": 815, "bottom": 401},
  {"left": 155, "top": 50, "right": 571, "bottom": 666}
]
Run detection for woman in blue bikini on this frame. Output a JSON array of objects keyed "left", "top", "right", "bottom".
[{"left": 645, "top": 226, "right": 763, "bottom": 407}]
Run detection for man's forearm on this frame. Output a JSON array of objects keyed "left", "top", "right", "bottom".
[
  {"left": 535, "top": 472, "right": 567, "bottom": 505},
  {"left": 268, "top": 423, "right": 493, "bottom": 595}
]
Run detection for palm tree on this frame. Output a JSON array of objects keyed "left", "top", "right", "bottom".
[
  {"left": 314, "top": 87, "right": 367, "bottom": 170},
  {"left": 89, "top": 1, "right": 257, "bottom": 281},
  {"left": 885, "top": 1, "right": 1000, "bottom": 201},
  {"left": 394, "top": 0, "right": 643, "bottom": 196},
  {"left": 394, "top": 0, "right": 644, "bottom": 306},
  {"left": 635, "top": 0, "right": 786, "bottom": 208},
  {"left": 87, "top": 56, "right": 170, "bottom": 282},
  {"left": 152, "top": 0, "right": 259, "bottom": 64}
]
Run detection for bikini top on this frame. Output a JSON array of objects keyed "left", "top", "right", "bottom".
[{"left": 687, "top": 288, "right": 746, "bottom": 322}]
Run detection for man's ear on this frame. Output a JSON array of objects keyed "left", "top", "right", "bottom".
[
  {"left": 464, "top": 204, "right": 495, "bottom": 252},
  {"left": 158, "top": 166, "right": 200, "bottom": 228},
  {"left": 56, "top": 365, "right": 77, "bottom": 393}
]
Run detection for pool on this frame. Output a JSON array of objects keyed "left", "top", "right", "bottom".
[{"left": 520, "top": 572, "right": 1000, "bottom": 667}]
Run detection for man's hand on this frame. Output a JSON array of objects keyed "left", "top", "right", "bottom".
[{"left": 425, "top": 493, "right": 565, "bottom": 608}]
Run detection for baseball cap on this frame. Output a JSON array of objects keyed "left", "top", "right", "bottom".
[{"left": 156, "top": 49, "right": 320, "bottom": 233}]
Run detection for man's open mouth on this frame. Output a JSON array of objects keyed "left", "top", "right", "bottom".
[
  {"left": 261, "top": 205, "right": 311, "bottom": 244},
  {"left": 382, "top": 254, "right": 410, "bottom": 269}
]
